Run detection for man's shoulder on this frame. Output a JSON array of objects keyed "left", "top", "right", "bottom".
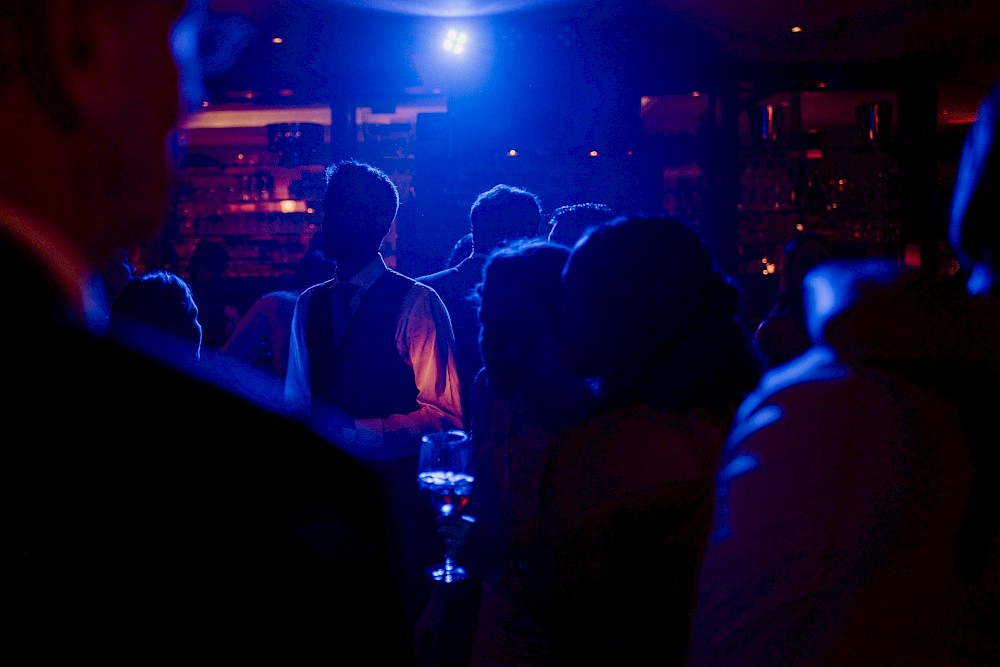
[
  {"left": 416, "top": 265, "right": 459, "bottom": 285},
  {"left": 406, "top": 273, "right": 451, "bottom": 311},
  {"left": 259, "top": 288, "right": 302, "bottom": 304},
  {"left": 416, "top": 258, "right": 483, "bottom": 299}
]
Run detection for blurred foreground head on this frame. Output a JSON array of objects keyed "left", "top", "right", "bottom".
[
  {"left": 950, "top": 79, "right": 1000, "bottom": 296},
  {"left": 0, "top": 1, "right": 195, "bottom": 268}
]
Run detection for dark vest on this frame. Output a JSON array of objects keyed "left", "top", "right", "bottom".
[{"left": 306, "top": 270, "right": 419, "bottom": 418}]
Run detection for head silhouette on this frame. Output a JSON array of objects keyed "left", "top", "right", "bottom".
[
  {"left": 469, "top": 184, "right": 543, "bottom": 255},
  {"left": 546, "top": 202, "right": 615, "bottom": 247},
  {"left": 321, "top": 159, "right": 399, "bottom": 268},
  {"left": 111, "top": 269, "right": 202, "bottom": 362}
]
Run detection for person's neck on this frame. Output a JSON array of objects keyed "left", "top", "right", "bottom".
[{"left": 336, "top": 254, "right": 377, "bottom": 282}]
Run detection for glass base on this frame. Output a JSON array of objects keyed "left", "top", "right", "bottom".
[{"left": 429, "top": 562, "right": 467, "bottom": 584}]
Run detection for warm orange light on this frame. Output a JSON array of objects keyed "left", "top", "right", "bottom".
[
  {"left": 271, "top": 37, "right": 284, "bottom": 44},
  {"left": 589, "top": 150, "right": 599, "bottom": 157},
  {"left": 507, "top": 149, "right": 518, "bottom": 157},
  {"left": 279, "top": 199, "right": 298, "bottom": 214},
  {"left": 790, "top": 26, "right": 803, "bottom": 33}
]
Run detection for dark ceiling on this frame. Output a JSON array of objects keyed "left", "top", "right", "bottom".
[{"left": 201, "top": 0, "right": 1000, "bottom": 127}]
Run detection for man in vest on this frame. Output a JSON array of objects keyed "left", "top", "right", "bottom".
[{"left": 284, "top": 157, "right": 463, "bottom": 630}]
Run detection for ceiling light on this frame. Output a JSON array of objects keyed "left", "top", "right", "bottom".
[{"left": 443, "top": 29, "right": 469, "bottom": 54}]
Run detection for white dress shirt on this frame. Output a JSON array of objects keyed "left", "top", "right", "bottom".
[{"left": 284, "top": 254, "right": 463, "bottom": 458}]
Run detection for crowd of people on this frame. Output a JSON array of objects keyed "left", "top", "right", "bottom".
[{"left": 7, "top": 2, "right": 998, "bottom": 665}]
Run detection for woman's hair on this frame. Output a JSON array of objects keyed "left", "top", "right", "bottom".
[
  {"left": 111, "top": 269, "right": 203, "bottom": 361},
  {"left": 565, "top": 214, "right": 760, "bottom": 415},
  {"left": 322, "top": 159, "right": 400, "bottom": 252},
  {"left": 475, "top": 237, "right": 571, "bottom": 396},
  {"left": 476, "top": 237, "right": 570, "bottom": 314}
]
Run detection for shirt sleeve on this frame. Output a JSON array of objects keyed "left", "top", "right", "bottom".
[
  {"left": 283, "top": 288, "right": 312, "bottom": 418},
  {"left": 353, "top": 282, "right": 464, "bottom": 455},
  {"left": 219, "top": 294, "right": 270, "bottom": 359}
]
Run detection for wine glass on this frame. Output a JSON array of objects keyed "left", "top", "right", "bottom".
[{"left": 417, "top": 429, "right": 474, "bottom": 583}]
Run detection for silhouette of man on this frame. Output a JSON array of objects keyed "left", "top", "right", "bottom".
[
  {"left": 418, "top": 183, "right": 543, "bottom": 430},
  {"left": 283, "top": 158, "right": 463, "bottom": 630},
  {"left": 284, "top": 159, "right": 462, "bottom": 453}
]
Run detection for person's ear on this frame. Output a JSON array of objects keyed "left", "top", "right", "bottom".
[
  {"left": 0, "top": 1, "right": 80, "bottom": 129},
  {"left": 45, "top": 1, "right": 137, "bottom": 124},
  {"left": 32, "top": 0, "right": 101, "bottom": 129}
]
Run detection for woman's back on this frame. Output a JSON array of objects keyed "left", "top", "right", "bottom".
[
  {"left": 542, "top": 215, "right": 760, "bottom": 664},
  {"left": 541, "top": 403, "right": 725, "bottom": 664}
]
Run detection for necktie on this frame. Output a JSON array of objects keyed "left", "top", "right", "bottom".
[{"left": 332, "top": 282, "right": 359, "bottom": 345}]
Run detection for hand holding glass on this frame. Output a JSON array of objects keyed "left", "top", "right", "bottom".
[{"left": 417, "top": 430, "right": 474, "bottom": 583}]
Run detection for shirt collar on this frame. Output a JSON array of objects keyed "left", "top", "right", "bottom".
[{"left": 338, "top": 254, "right": 388, "bottom": 291}]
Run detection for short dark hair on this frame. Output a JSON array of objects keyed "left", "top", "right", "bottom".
[
  {"left": 322, "top": 159, "right": 399, "bottom": 253},
  {"left": 469, "top": 184, "right": 542, "bottom": 254},
  {"left": 546, "top": 202, "right": 615, "bottom": 246}
]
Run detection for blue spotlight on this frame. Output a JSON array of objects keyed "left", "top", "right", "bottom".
[{"left": 442, "top": 28, "right": 469, "bottom": 54}]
